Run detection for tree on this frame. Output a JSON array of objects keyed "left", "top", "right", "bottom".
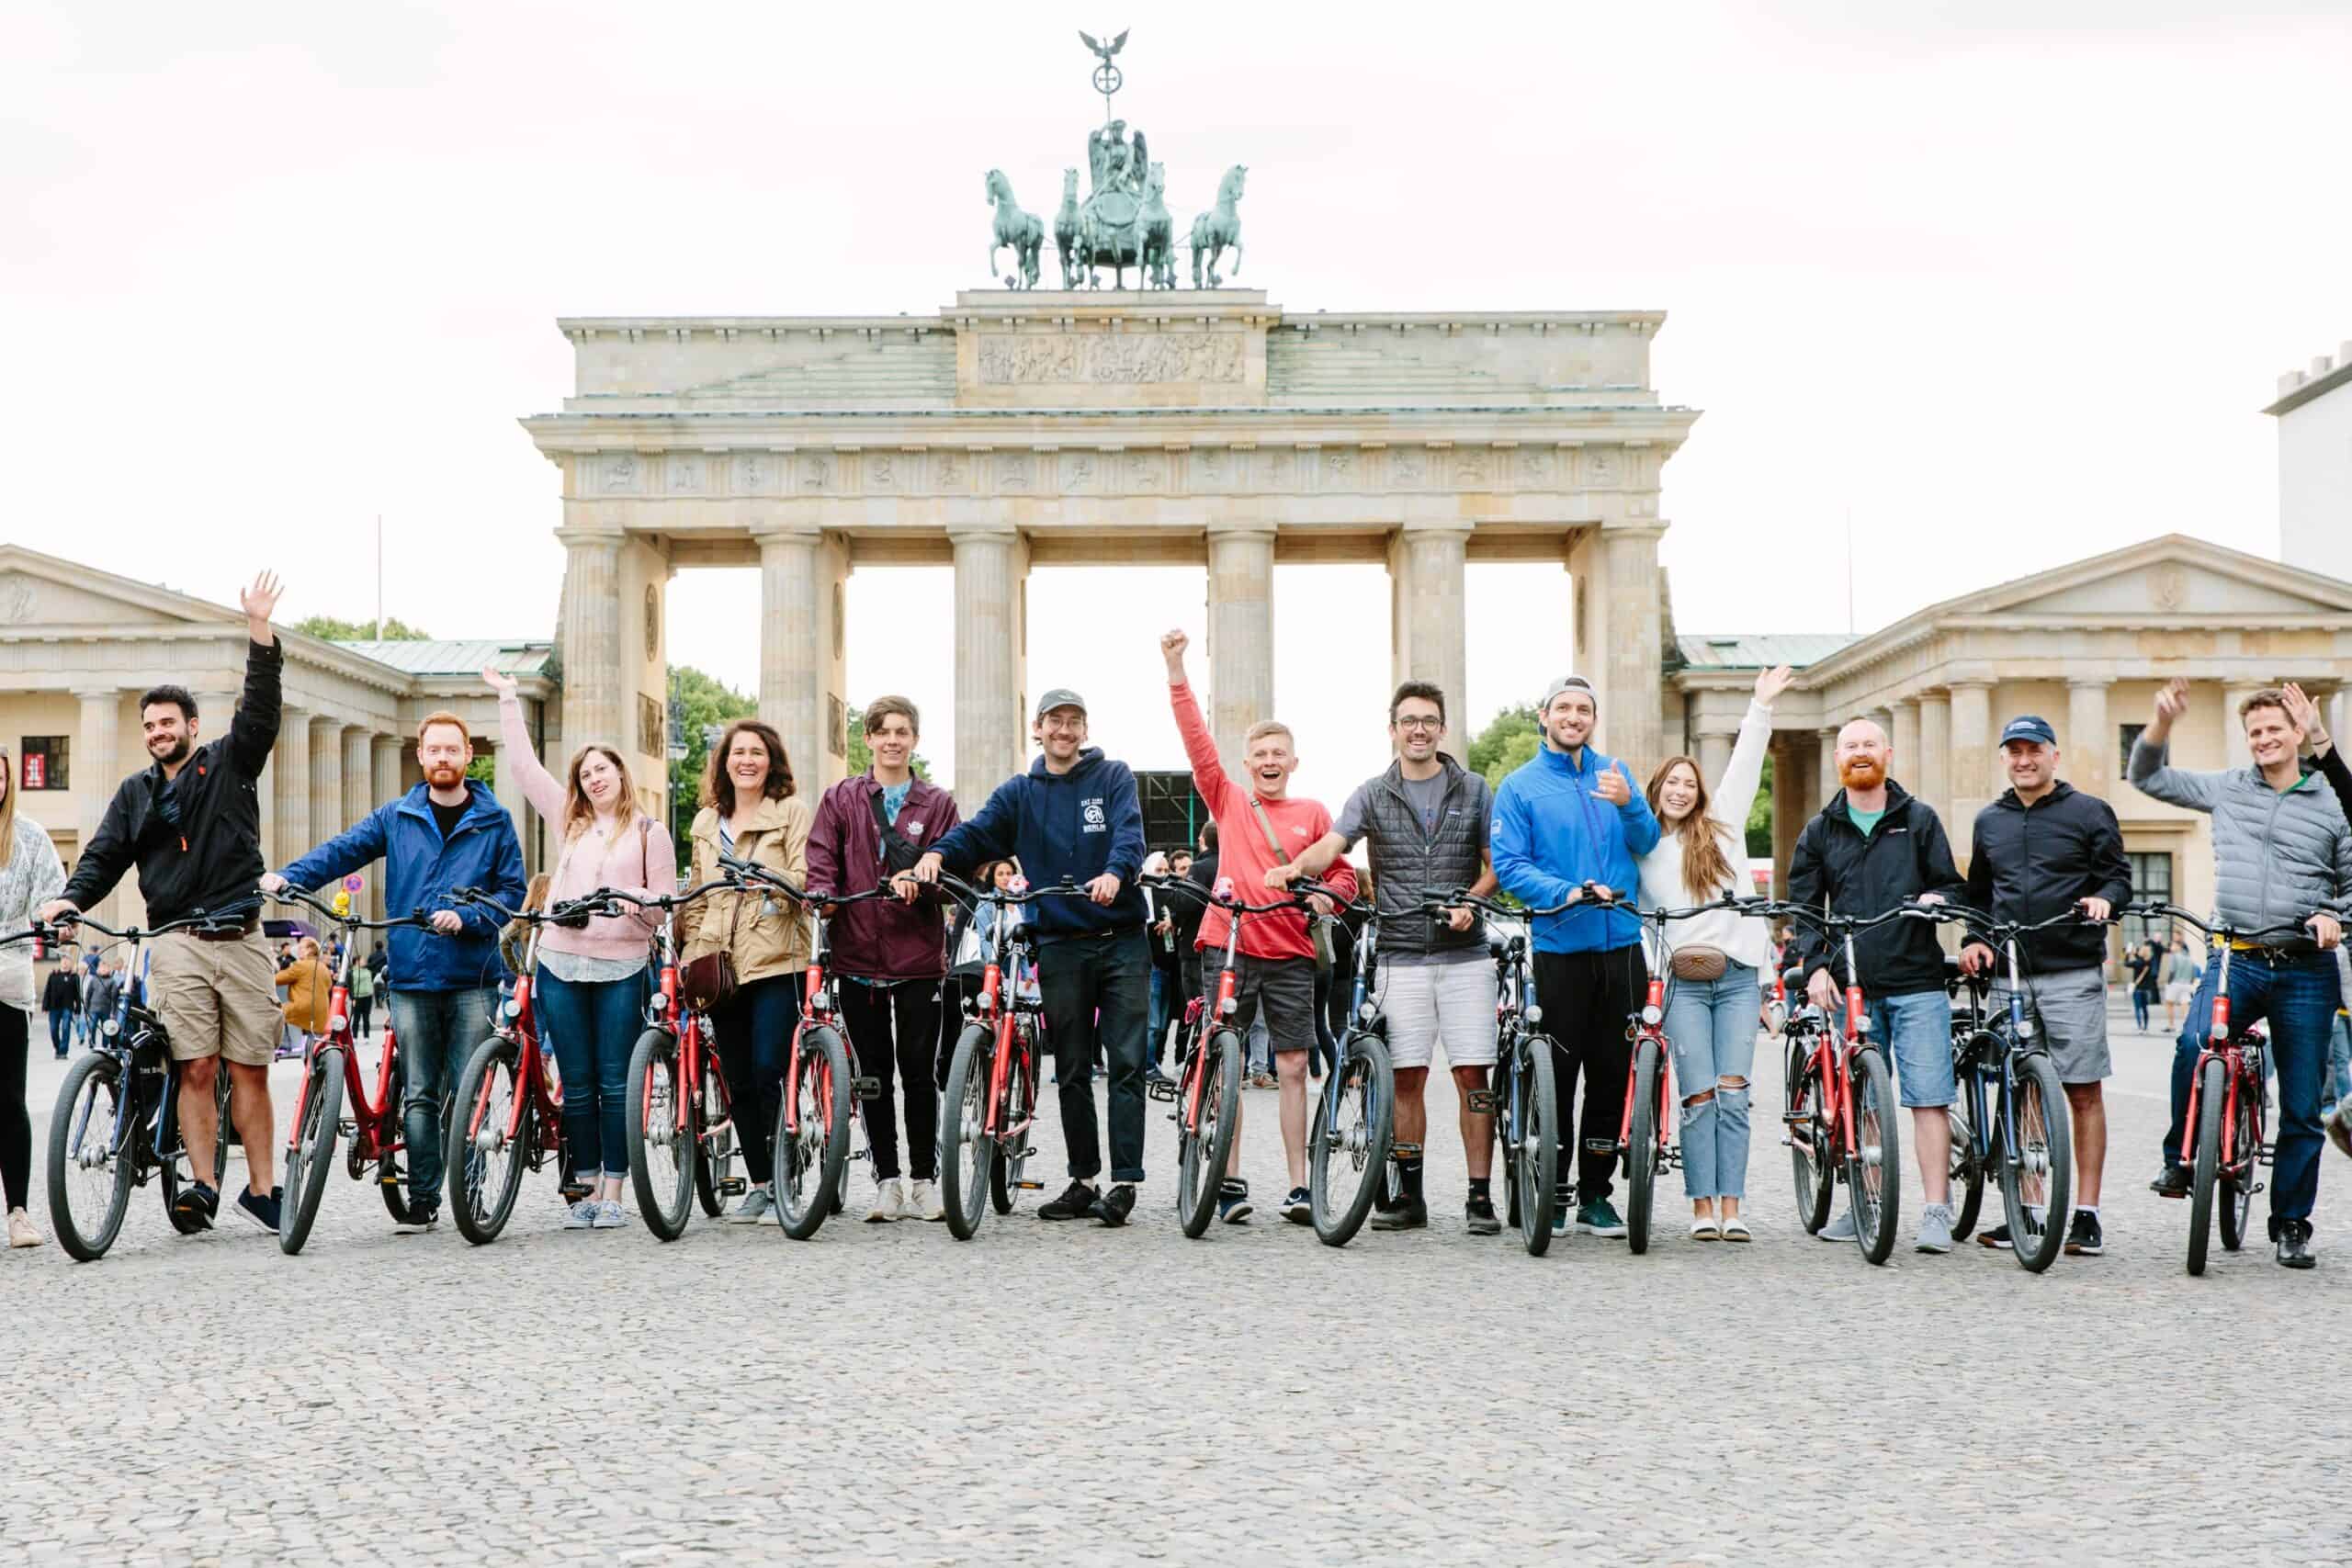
[
  {"left": 295, "top": 614, "right": 432, "bottom": 642},
  {"left": 666, "top": 665, "right": 757, "bottom": 849},
  {"left": 1466, "top": 704, "right": 1541, "bottom": 789},
  {"left": 844, "top": 702, "right": 933, "bottom": 780},
  {"left": 1747, "top": 751, "right": 1774, "bottom": 860}
]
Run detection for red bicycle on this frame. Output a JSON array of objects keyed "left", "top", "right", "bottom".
[{"left": 273, "top": 887, "right": 435, "bottom": 1256}]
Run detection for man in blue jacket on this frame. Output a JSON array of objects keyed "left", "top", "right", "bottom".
[
  {"left": 263, "top": 709, "right": 526, "bottom": 1232},
  {"left": 1491, "top": 674, "right": 1661, "bottom": 1240},
  {"left": 901, "top": 688, "right": 1150, "bottom": 1227}
]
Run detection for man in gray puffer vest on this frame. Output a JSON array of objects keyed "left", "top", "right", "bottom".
[
  {"left": 1275, "top": 681, "right": 1500, "bottom": 1235},
  {"left": 2130, "top": 679, "right": 2351, "bottom": 1269}
]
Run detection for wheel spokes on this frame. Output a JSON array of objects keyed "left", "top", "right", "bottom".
[{"left": 62, "top": 1077, "right": 121, "bottom": 1230}]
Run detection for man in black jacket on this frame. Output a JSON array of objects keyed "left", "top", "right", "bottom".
[
  {"left": 1788, "top": 716, "right": 1967, "bottom": 1253},
  {"left": 41, "top": 571, "right": 287, "bottom": 1235},
  {"left": 1959, "top": 715, "right": 2132, "bottom": 1258},
  {"left": 40, "top": 963, "right": 80, "bottom": 1058}
]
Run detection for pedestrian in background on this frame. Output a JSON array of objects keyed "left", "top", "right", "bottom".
[
  {"left": 41, "top": 956, "right": 80, "bottom": 1059},
  {"left": 1, "top": 747, "right": 67, "bottom": 1247},
  {"left": 274, "top": 937, "right": 333, "bottom": 1058}
]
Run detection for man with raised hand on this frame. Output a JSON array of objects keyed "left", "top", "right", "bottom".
[
  {"left": 2132, "top": 679, "right": 2349, "bottom": 1269},
  {"left": 1160, "top": 629, "right": 1358, "bottom": 1227},
  {"left": 1274, "top": 680, "right": 1499, "bottom": 1235},
  {"left": 899, "top": 687, "right": 1151, "bottom": 1227},
  {"left": 1490, "top": 675, "right": 1662, "bottom": 1241}
]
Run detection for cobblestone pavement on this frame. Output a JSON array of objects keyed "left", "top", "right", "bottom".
[{"left": 6, "top": 1011, "right": 2348, "bottom": 1567}]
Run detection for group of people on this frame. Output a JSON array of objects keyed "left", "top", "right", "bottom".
[{"left": 5, "top": 574, "right": 2349, "bottom": 1269}]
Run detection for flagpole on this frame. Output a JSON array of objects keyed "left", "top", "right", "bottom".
[{"left": 375, "top": 514, "right": 383, "bottom": 639}]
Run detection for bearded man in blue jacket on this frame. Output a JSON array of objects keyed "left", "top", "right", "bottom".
[
  {"left": 1491, "top": 674, "right": 1661, "bottom": 1241},
  {"left": 901, "top": 688, "right": 1149, "bottom": 1228}
]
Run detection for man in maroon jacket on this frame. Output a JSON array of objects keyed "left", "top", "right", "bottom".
[{"left": 808, "top": 696, "right": 963, "bottom": 1223}]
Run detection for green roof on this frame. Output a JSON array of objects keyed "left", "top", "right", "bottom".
[
  {"left": 331, "top": 639, "right": 553, "bottom": 679},
  {"left": 1675, "top": 633, "right": 1859, "bottom": 671}
]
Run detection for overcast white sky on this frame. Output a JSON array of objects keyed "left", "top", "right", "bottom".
[{"left": 7, "top": 3, "right": 2348, "bottom": 798}]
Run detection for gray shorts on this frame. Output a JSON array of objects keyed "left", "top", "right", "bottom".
[
  {"left": 1996, "top": 966, "right": 2111, "bottom": 1085},
  {"left": 1226, "top": 954, "right": 1318, "bottom": 1054}
]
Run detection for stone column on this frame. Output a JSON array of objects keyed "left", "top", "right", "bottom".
[
  {"left": 1891, "top": 699, "right": 1920, "bottom": 787},
  {"left": 949, "top": 524, "right": 1028, "bottom": 815},
  {"left": 1694, "top": 723, "right": 1736, "bottom": 792},
  {"left": 1947, "top": 682, "right": 1993, "bottom": 849},
  {"left": 1599, "top": 528, "right": 1666, "bottom": 774},
  {"left": 272, "top": 707, "right": 312, "bottom": 874},
  {"left": 491, "top": 736, "right": 528, "bottom": 875},
  {"left": 1917, "top": 690, "right": 1951, "bottom": 826},
  {"left": 2222, "top": 683, "right": 2265, "bottom": 765},
  {"left": 333, "top": 725, "right": 370, "bottom": 908},
  {"left": 557, "top": 527, "right": 625, "bottom": 762},
  {"left": 370, "top": 736, "right": 403, "bottom": 922},
  {"left": 1770, "top": 734, "right": 1806, "bottom": 897},
  {"left": 2067, "top": 679, "right": 2112, "bottom": 799},
  {"left": 1206, "top": 521, "right": 1277, "bottom": 763},
  {"left": 74, "top": 689, "right": 120, "bottom": 921},
  {"left": 1386, "top": 521, "right": 1471, "bottom": 724},
  {"left": 1816, "top": 726, "right": 1840, "bottom": 807},
  {"left": 308, "top": 716, "right": 342, "bottom": 866},
  {"left": 757, "top": 523, "right": 851, "bottom": 800}
]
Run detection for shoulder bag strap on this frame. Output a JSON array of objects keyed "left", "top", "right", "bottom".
[{"left": 1247, "top": 796, "right": 1291, "bottom": 865}]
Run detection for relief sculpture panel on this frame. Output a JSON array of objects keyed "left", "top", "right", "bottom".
[{"left": 978, "top": 333, "right": 1244, "bottom": 385}]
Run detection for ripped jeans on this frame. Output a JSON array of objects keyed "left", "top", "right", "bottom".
[{"left": 1661, "top": 961, "right": 1760, "bottom": 1201}]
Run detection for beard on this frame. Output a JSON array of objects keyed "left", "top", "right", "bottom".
[
  {"left": 1838, "top": 756, "right": 1884, "bottom": 788},
  {"left": 150, "top": 735, "right": 192, "bottom": 767},
  {"left": 424, "top": 762, "right": 467, "bottom": 790}
]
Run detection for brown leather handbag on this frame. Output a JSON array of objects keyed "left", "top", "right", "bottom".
[{"left": 1669, "top": 944, "right": 1730, "bottom": 983}]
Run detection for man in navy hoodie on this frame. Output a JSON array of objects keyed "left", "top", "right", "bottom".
[{"left": 902, "top": 688, "right": 1149, "bottom": 1227}]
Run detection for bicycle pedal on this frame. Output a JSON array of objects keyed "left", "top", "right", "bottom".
[
  {"left": 852, "top": 1076, "right": 883, "bottom": 1101},
  {"left": 1581, "top": 1137, "right": 1617, "bottom": 1155},
  {"left": 1145, "top": 1079, "right": 1178, "bottom": 1101},
  {"left": 718, "top": 1177, "right": 747, "bottom": 1197},
  {"left": 1014, "top": 1179, "right": 1045, "bottom": 1191},
  {"left": 1465, "top": 1090, "right": 1497, "bottom": 1113}
]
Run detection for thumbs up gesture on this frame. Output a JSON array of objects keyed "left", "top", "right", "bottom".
[{"left": 1593, "top": 761, "right": 1632, "bottom": 807}]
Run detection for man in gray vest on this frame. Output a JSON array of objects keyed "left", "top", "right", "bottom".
[{"left": 1272, "top": 681, "right": 1500, "bottom": 1233}]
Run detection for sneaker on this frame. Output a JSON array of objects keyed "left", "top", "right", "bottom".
[
  {"left": 727, "top": 1189, "right": 776, "bottom": 1225},
  {"left": 1092, "top": 1183, "right": 1136, "bottom": 1226},
  {"left": 1719, "top": 1216, "right": 1751, "bottom": 1243},
  {"left": 2275, "top": 1216, "right": 2316, "bottom": 1269},
  {"left": 1576, "top": 1199, "right": 1628, "bottom": 1239},
  {"left": 592, "top": 1199, "right": 626, "bottom": 1229},
  {"left": 865, "top": 1178, "right": 906, "bottom": 1224},
  {"left": 1978, "top": 1223, "right": 2014, "bottom": 1250},
  {"left": 1144, "top": 1065, "right": 1170, "bottom": 1087},
  {"left": 1464, "top": 1195, "right": 1501, "bottom": 1235},
  {"left": 910, "top": 1179, "right": 945, "bottom": 1222},
  {"left": 392, "top": 1207, "right": 439, "bottom": 1236},
  {"left": 563, "top": 1199, "right": 598, "bottom": 1229},
  {"left": 2149, "top": 1164, "right": 2191, "bottom": 1199},
  {"left": 2329, "top": 1103, "right": 2352, "bottom": 1162},
  {"left": 6, "top": 1208, "right": 41, "bottom": 1248},
  {"left": 1372, "top": 1197, "right": 1429, "bottom": 1231},
  {"left": 1550, "top": 1190, "right": 1575, "bottom": 1237},
  {"left": 1818, "top": 1208, "right": 1859, "bottom": 1243},
  {"left": 1217, "top": 1179, "right": 1253, "bottom": 1224},
  {"left": 232, "top": 1185, "right": 282, "bottom": 1235},
  {"left": 1038, "top": 1179, "right": 1100, "bottom": 1221},
  {"left": 1281, "top": 1186, "right": 1312, "bottom": 1224},
  {"left": 1916, "top": 1202, "right": 1955, "bottom": 1254},
  {"left": 173, "top": 1180, "right": 219, "bottom": 1232},
  {"left": 2064, "top": 1211, "right": 2104, "bottom": 1257}
]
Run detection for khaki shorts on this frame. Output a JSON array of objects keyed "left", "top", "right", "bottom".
[{"left": 149, "top": 930, "right": 282, "bottom": 1067}]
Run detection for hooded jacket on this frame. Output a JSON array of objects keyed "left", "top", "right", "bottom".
[
  {"left": 930, "top": 748, "right": 1147, "bottom": 937},
  {"left": 1491, "top": 744, "right": 1661, "bottom": 955},
  {"left": 1962, "top": 780, "right": 2133, "bottom": 974},
  {"left": 2129, "top": 738, "right": 2352, "bottom": 944},
  {"left": 807, "top": 772, "right": 962, "bottom": 981},
  {"left": 1786, "top": 781, "right": 1966, "bottom": 997}
]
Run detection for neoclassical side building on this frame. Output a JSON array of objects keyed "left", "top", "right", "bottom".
[{"left": 0, "top": 545, "right": 559, "bottom": 929}]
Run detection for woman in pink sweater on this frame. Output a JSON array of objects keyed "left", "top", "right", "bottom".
[{"left": 486, "top": 668, "right": 677, "bottom": 1230}]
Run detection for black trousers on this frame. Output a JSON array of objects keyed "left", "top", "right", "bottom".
[
  {"left": 709, "top": 973, "right": 799, "bottom": 1186},
  {"left": 839, "top": 978, "right": 942, "bottom": 1183},
  {"left": 0, "top": 1006, "right": 27, "bottom": 1209},
  {"left": 1530, "top": 944, "right": 1648, "bottom": 1202}
]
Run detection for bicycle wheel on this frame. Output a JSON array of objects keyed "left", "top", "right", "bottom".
[
  {"left": 775, "top": 1025, "right": 852, "bottom": 1241},
  {"left": 989, "top": 1032, "right": 1034, "bottom": 1215},
  {"left": 1997, "top": 1051, "right": 2072, "bottom": 1274},
  {"left": 2186, "top": 1055, "right": 2226, "bottom": 1277},
  {"left": 1783, "top": 1038, "right": 1833, "bottom": 1235},
  {"left": 1846, "top": 1046, "right": 1901, "bottom": 1266},
  {"left": 625, "top": 1028, "right": 695, "bottom": 1241},
  {"left": 1625, "top": 1037, "right": 1663, "bottom": 1256},
  {"left": 695, "top": 1051, "right": 735, "bottom": 1217},
  {"left": 1514, "top": 1035, "right": 1560, "bottom": 1258},
  {"left": 279, "top": 1048, "right": 345, "bottom": 1257},
  {"left": 447, "top": 1039, "right": 527, "bottom": 1246},
  {"left": 1946, "top": 1046, "right": 1985, "bottom": 1242},
  {"left": 46, "top": 1052, "right": 134, "bottom": 1262},
  {"left": 2219, "top": 1067, "right": 2256, "bottom": 1253},
  {"left": 1310, "top": 1030, "right": 1395, "bottom": 1248},
  {"left": 940, "top": 1022, "right": 994, "bottom": 1239},
  {"left": 1178, "top": 1030, "right": 1243, "bottom": 1238}
]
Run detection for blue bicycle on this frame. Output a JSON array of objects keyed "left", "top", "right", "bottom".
[{"left": 1308, "top": 895, "right": 1391, "bottom": 1247}]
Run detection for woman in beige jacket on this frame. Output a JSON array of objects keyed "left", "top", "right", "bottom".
[{"left": 679, "top": 718, "right": 812, "bottom": 1224}]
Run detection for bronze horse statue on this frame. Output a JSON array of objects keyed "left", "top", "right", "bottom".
[
  {"left": 1190, "top": 164, "right": 1247, "bottom": 289},
  {"left": 986, "top": 168, "right": 1044, "bottom": 290}
]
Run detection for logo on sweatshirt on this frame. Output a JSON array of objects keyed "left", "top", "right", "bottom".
[
  {"left": 1082, "top": 799, "right": 1107, "bottom": 832},
  {"left": 903, "top": 819, "right": 925, "bottom": 838}
]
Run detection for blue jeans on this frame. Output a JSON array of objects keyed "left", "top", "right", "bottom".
[
  {"left": 2326, "top": 1012, "right": 2352, "bottom": 1110},
  {"left": 2164, "top": 950, "right": 2338, "bottom": 1222},
  {"left": 47, "top": 1010, "right": 73, "bottom": 1056},
  {"left": 2132, "top": 989, "right": 2153, "bottom": 1032},
  {"left": 1148, "top": 967, "right": 1168, "bottom": 1062},
  {"left": 1663, "top": 962, "right": 1760, "bottom": 1200},
  {"left": 1864, "top": 989, "right": 1955, "bottom": 1109},
  {"left": 537, "top": 968, "right": 649, "bottom": 1182},
  {"left": 388, "top": 986, "right": 497, "bottom": 1208}
]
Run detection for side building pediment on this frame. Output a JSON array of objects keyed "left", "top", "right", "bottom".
[
  {"left": 1993, "top": 559, "right": 2352, "bottom": 620},
  {"left": 0, "top": 553, "right": 240, "bottom": 632}
]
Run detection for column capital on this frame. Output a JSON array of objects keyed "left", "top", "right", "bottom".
[
  {"left": 1917, "top": 687, "right": 1951, "bottom": 707},
  {"left": 73, "top": 685, "right": 119, "bottom": 703},
  {"left": 2066, "top": 676, "right": 2115, "bottom": 693},
  {"left": 1944, "top": 677, "right": 1996, "bottom": 694},
  {"left": 554, "top": 525, "right": 627, "bottom": 549},
  {"left": 1204, "top": 518, "right": 1278, "bottom": 541},
  {"left": 1396, "top": 518, "right": 1476, "bottom": 540},
  {"left": 1595, "top": 520, "right": 1669, "bottom": 543},
  {"left": 752, "top": 520, "right": 825, "bottom": 547},
  {"left": 944, "top": 522, "right": 1021, "bottom": 547}
]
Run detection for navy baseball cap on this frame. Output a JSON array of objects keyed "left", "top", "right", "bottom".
[{"left": 1999, "top": 715, "right": 2057, "bottom": 747}]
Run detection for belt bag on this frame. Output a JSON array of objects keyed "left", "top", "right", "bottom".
[
  {"left": 1669, "top": 944, "right": 1729, "bottom": 983},
  {"left": 1247, "top": 797, "right": 1333, "bottom": 977}
]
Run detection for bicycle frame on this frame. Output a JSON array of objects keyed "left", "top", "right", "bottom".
[
  {"left": 281, "top": 915, "right": 406, "bottom": 1169},
  {"left": 1322, "top": 908, "right": 1382, "bottom": 1144},
  {"left": 1614, "top": 937, "right": 1676, "bottom": 1163},
  {"left": 2178, "top": 936, "right": 2261, "bottom": 1179}
]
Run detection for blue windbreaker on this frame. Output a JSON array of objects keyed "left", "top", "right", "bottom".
[
  {"left": 1491, "top": 745, "right": 1661, "bottom": 954},
  {"left": 929, "top": 748, "right": 1148, "bottom": 935}
]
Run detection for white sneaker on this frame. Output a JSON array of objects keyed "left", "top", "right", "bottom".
[
  {"left": 563, "top": 1200, "right": 598, "bottom": 1230},
  {"left": 865, "top": 1178, "right": 906, "bottom": 1223},
  {"left": 1817, "top": 1208, "right": 1859, "bottom": 1243},
  {"left": 727, "top": 1189, "right": 776, "bottom": 1225},
  {"left": 910, "top": 1179, "right": 945, "bottom": 1222},
  {"left": 6, "top": 1208, "right": 42, "bottom": 1248},
  {"left": 592, "top": 1199, "right": 627, "bottom": 1229}
]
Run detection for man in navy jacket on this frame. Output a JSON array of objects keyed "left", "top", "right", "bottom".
[
  {"left": 265, "top": 710, "right": 526, "bottom": 1231},
  {"left": 903, "top": 687, "right": 1150, "bottom": 1226}
]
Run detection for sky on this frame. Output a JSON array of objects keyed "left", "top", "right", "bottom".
[{"left": 7, "top": 2, "right": 2349, "bottom": 800}]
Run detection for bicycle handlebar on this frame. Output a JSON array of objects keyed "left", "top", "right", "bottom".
[
  {"left": 1902, "top": 904, "right": 2111, "bottom": 942},
  {"left": 922, "top": 871, "right": 1102, "bottom": 908},
  {"left": 2124, "top": 903, "right": 2326, "bottom": 946},
  {"left": 1421, "top": 886, "right": 1608, "bottom": 922},
  {"left": 714, "top": 853, "right": 901, "bottom": 910},
  {"left": 40, "top": 901, "right": 265, "bottom": 942},
  {"left": 1141, "top": 872, "right": 1359, "bottom": 917},
  {"left": 269, "top": 886, "right": 435, "bottom": 931},
  {"left": 585, "top": 880, "right": 735, "bottom": 913}
]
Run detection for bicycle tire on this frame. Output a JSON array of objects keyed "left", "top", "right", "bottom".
[
  {"left": 1997, "top": 1050, "right": 2072, "bottom": 1274},
  {"left": 46, "top": 1051, "right": 133, "bottom": 1262},
  {"left": 1784, "top": 1039, "right": 1833, "bottom": 1235},
  {"left": 1310, "top": 1029, "right": 1394, "bottom": 1248},
  {"left": 1178, "top": 1030, "right": 1243, "bottom": 1238},
  {"left": 1847, "top": 1045, "right": 1901, "bottom": 1266},
  {"left": 279, "top": 1048, "right": 345, "bottom": 1257},
  {"left": 1947, "top": 1041, "right": 1986, "bottom": 1242},
  {"left": 775, "top": 1024, "right": 851, "bottom": 1241},
  {"left": 625, "top": 1028, "right": 695, "bottom": 1241},
  {"left": 447, "top": 1039, "right": 527, "bottom": 1246},
  {"left": 940, "top": 1022, "right": 994, "bottom": 1239},
  {"left": 989, "top": 1028, "right": 1034, "bottom": 1215},
  {"left": 2187, "top": 1055, "right": 2225, "bottom": 1277},
  {"left": 1515, "top": 1034, "right": 1560, "bottom": 1258},
  {"left": 1626, "top": 1037, "right": 1663, "bottom": 1256},
  {"left": 695, "top": 1051, "right": 734, "bottom": 1218},
  {"left": 2218, "top": 1064, "right": 2256, "bottom": 1253}
]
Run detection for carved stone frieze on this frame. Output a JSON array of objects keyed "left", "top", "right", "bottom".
[{"left": 977, "top": 333, "right": 1244, "bottom": 385}]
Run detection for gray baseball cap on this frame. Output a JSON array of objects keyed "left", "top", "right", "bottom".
[
  {"left": 1035, "top": 688, "right": 1088, "bottom": 720},
  {"left": 1542, "top": 674, "right": 1597, "bottom": 711}
]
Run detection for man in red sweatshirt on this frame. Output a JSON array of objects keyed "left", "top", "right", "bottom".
[{"left": 1162, "top": 630, "right": 1358, "bottom": 1225}]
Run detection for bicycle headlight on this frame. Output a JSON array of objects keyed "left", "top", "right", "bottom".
[
  {"left": 1524, "top": 1004, "right": 1543, "bottom": 1026},
  {"left": 2016, "top": 1016, "right": 2036, "bottom": 1038},
  {"left": 1358, "top": 1002, "right": 1376, "bottom": 1025},
  {"left": 502, "top": 997, "right": 523, "bottom": 1021},
  {"left": 329, "top": 1013, "right": 346, "bottom": 1035},
  {"left": 1640, "top": 1003, "right": 1663, "bottom": 1027},
  {"left": 103, "top": 1018, "right": 119, "bottom": 1038}
]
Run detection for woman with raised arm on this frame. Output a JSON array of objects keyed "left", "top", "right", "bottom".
[
  {"left": 484, "top": 667, "right": 675, "bottom": 1231},
  {"left": 1635, "top": 663, "right": 1793, "bottom": 1243},
  {"left": 0, "top": 746, "right": 66, "bottom": 1247}
]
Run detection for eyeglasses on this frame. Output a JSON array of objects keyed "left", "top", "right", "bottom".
[{"left": 1393, "top": 716, "right": 1443, "bottom": 732}]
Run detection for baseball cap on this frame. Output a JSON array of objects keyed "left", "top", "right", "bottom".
[
  {"left": 1998, "top": 715, "right": 2057, "bottom": 747},
  {"left": 1035, "top": 688, "right": 1088, "bottom": 720},
  {"left": 1542, "top": 674, "right": 1597, "bottom": 711}
]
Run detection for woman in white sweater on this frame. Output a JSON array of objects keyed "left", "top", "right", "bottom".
[{"left": 1635, "top": 664, "right": 1791, "bottom": 1242}]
